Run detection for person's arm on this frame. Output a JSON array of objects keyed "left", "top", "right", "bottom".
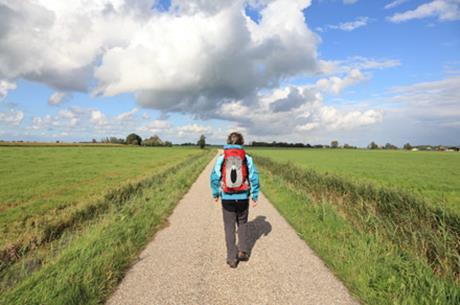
[
  {"left": 246, "top": 155, "right": 260, "bottom": 203},
  {"left": 210, "top": 155, "right": 224, "bottom": 200}
]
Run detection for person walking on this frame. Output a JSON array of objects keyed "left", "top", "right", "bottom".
[{"left": 210, "top": 132, "right": 260, "bottom": 268}]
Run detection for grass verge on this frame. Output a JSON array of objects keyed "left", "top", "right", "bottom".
[
  {"left": 256, "top": 156, "right": 459, "bottom": 305},
  {"left": 0, "top": 149, "right": 214, "bottom": 305}
]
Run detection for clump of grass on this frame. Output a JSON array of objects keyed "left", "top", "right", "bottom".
[
  {"left": 0, "top": 149, "right": 214, "bottom": 305},
  {"left": 256, "top": 156, "right": 460, "bottom": 304}
]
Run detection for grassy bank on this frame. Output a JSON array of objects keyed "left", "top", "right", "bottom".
[
  {"left": 0, "top": 148, "right": 214, "bottom": 304},
  {"left": 255, "top": 156, "right": 459, "bottom": 305}
]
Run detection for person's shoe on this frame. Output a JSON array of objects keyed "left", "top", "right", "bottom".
[
  {"left": 238, "top": 251, "right": 249, "bottom": 262},
  {"left": 227, "top": 260, "right": 238, "bottom": 268}
]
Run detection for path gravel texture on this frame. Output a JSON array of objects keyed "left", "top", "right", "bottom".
[{"left": 107, "top": 154, "right": 359, "bottom": 305}]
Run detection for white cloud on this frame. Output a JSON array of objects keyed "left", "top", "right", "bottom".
[
  {"left": 3, "top": 0, "right": 439, "bottom": 145},
  {"left": 138, "top": 120, "right": 172, "bottom": 134},
  {"left": 30, "top": 115, "right": 59, "bottom": 130},
  {"left": 327, "top": 17, "right": 369, "bottom": 31},
  {"left": 90, "top": 110, "right": 108, "bottom": 126},
  {"left": 388, "top": 0, "right": 460, "bottom": 23},
  {"left": 115, "top": 108, "right": 139, "bottom": 121},
  {"left": 98, "top": 0, "right": 319, "bottom": 115},
  {"left": 176, "top": 124, "right": 212, "bottom": 136},
  {"left": 315, "top": 69, "right": 366, "bottom": 95},
  {"left": 48, "top": 92, "right": 71, "bottom": 105},
  {"left": 315, "top": 107, "right": 383, "bottom": 130},
  {"left": 0, "top": 0, "right": 319, "bottom": 114},
  {"left": 27, "top": 106, "right": 147, "bottom": 138},
  {"left": 270, "top": 87, "right": 317, "bottom": 112},
  {"left": 357, "top": 76, "right": 460, "bottom": 146},
  {"left": 58, "top": 108, "right": 80, "bottom": 126},
  {"left": 323, "top": 57, "right": 401, "bottom": 75},
  {"left": 343, "top": 0, "right": 358, "bottom": 4},
  {"left": 390, "top": 76, "right": 460, "bottom": 113},
  {"left": 0, "top": 109, "right": 24, "bottom": 126},
  {"left": 0, "top": 80, "right": 16, "bottom": 100},
  {"left": 0, "top": 0, "right": 149, "bottom": 91},
  {"left": 211, "top": 77, "right": 383, "bottom": 138},
  {"left": 384, "top": 0, "right": 409, "bottom": 10}
]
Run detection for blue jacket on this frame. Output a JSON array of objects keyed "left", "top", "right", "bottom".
[{"left": 210, "top": 145, "right": 260, "bottom": 201}]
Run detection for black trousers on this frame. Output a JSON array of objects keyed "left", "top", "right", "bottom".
[{"left": 221, "top": 199, "right": 249, "bottom": 262}]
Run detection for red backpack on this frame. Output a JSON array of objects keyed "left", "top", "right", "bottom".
[{"left": 221, "top": 147, "right": 249, "bottom": 193}]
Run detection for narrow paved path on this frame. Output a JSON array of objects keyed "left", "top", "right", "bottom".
[{"left": 107, "top": 154, "right": 359, "bottom": 305}]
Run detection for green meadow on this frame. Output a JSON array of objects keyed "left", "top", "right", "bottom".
[
  {"left": 0, "top": 146, "right": 214, "bottom": 304},
  {"left": 249, "top": 148, "right": 460, "bottom": 213}
]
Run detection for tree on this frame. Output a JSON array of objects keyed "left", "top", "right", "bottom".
[
  {"left": 331, "top": 140, "right": 339, "bottom": 148},
  {"left": 403, "top": 143, "right": 412, "bottom": 150},
  {"left": 126, "top": 133, "right": 142, "bottom": 145},
  {"left": 197, "top": 134, "right": 206, "bottom": 149},
  {"left": 144, "top": 135, "right": 163, "bottom": 146},
  {"left": 384, "top": 143, "right": 398, "bottom": 150},
  {"left": 92, "top": 138, "right": 97, "bottom": 143},
  {"left": 368, "top": 141, "right": 379, "bottom": 150}
]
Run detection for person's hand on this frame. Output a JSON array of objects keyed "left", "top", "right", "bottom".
[
  {"left": 251, "top": 199, "right": 257, "bottom": 207},
  {"left": 213, "top": 197, "right": 219, "bottom": 204}
]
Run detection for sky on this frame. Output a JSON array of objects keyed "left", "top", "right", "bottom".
[{"left": 0, "top": 0, "right": 459, "bottom": 146}]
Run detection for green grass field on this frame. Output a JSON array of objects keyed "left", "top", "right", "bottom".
[
  {"left": 250, "top": 148, "right": 460, "bottom": 305},
  {"left": 0, "top": 146, "right": 214, "bottom": 304},
  {"left": 0, "top": 146, "right": 200, "bottom": 247},
  {"left": 249, "top": 148, "right": 460, "bottom": 213}
]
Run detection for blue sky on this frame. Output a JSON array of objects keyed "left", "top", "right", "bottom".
[{"left": 0, "top": 0, "right": 459, "bottom": 146}]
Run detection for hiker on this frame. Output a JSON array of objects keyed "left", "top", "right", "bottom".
[{"left": 210, "top": 132, "right": 260, "bottom": 268}]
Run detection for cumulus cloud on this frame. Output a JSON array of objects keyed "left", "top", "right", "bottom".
[
  {"left": 0, "top": 0, "right": 390, "bottom": 141},
  {"left": 315, "top": 69, "right": 366, "bottom": 95},
  {"left": 138, "top": 119, "right": 172, "bottom": 134},
  {"left": 176, "top": 124, "right": 212, "bottom": 136},
  {"left": 30, "top": 115, "right": 59, "bottom": 130},
  {"left": 98, "top": 0, "right": 320, "bottom": 114},
  {"left": 0, "top": 109, "right": 24, "bottom": 126},
  {"left": 0, "top": 80, "right": 16, "bottom": 100},
  {"left": 211, "top": 77, "right": 383, "bottom": 137},
  {"left": 0, "top": 0, "right": 319, "bottom": 110},
  {"left": 58, "top": 109, "right": 80, "bottom": 126},
  {"left": 270, "top": 87, "right": 316, "bottom": 112},
  {"left": 0, "top": 0, "right": 152, "bottom": 91},
  {"left": 90, "top": 110, "right": 108, "bottom": 126},
  {"left": 48, "top": 92, "right": 71, "bottom": 105},
  {"left": 388, "top": 0, "right": 460, "bottom": 23}
]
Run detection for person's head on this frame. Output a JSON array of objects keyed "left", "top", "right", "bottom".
[{"left": 227, "top": 132, "right": 244, "bottom": 145}]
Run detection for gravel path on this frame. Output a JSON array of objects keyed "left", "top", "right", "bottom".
[{"left": 107, "top": 154, "right": 359, "bottom": 305}]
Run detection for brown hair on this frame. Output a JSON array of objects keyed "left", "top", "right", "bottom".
[{"left": 227, "top": 132, "right": 244, "bottom": 145}]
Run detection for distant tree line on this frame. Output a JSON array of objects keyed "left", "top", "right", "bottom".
[
  {"left": 2, "top": 136, "right": 458, "bottom": 152},
  {"left": 248, "top": 140, "right": 459, "bottom": 151},
  {"left": 98, "top": 133, "right": 172, "bottom": 147},
  {"left": 250, "top": 141, "right": 358, "bottom": 149},
  {"left": 97, "top": 133, "right": 209, "bottom": 148}
]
